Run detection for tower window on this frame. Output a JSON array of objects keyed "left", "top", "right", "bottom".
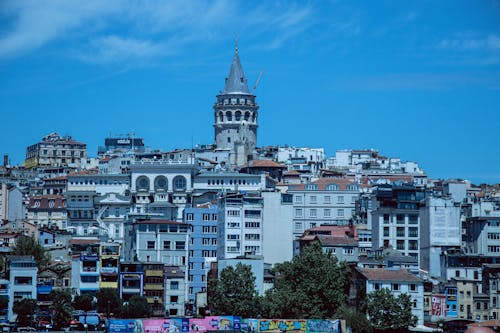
[{"left": 227, "top": 137, "right": 231, "bottom": 143}]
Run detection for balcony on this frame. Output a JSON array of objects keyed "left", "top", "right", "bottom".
[
  {"left": 100, "top": 281, "right": 118, "bottom": 289},
  {"left": 100, "top": 267, "right": 118, "bottom": 274},
  {"left": 145, "top": 270, "right": 163, "bottom": 277},
  {"left": 144, "top": 283, "right": 163, "bottom": 291},
  {"left": 122, "top": 287, "right": 141, "bottom": 294}
]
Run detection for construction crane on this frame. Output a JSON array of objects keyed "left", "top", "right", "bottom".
[{"left": 253, "top": 68, "right": 265, "bottom": 91}]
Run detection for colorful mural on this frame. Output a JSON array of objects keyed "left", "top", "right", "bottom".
[
  {"left": 431, "top": 294, "right": 446, "bottom": 317},
  {"left": 188, "top": 316, "right": 241, "bottom": 333},
  {"left": 111, "top": 317, "right": 344, "bottom": 333}
]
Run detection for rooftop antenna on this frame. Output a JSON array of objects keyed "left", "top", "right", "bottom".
[{"left": 253, "top": 68, "right": 265, "bottom": 91}]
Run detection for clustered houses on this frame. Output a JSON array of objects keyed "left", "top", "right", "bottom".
[{"left": 0, "top": 44, "right": 498, "bottom": 331}]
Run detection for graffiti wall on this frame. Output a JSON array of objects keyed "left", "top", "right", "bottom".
[
  {"left": 111, "top": 317, "right": 343, "bottom": 333},
  {"left": 109, "top": 319, "right": 144, "bottom": 333},
  {"left": 188, "top": 316, "right": 241, "bottom": 333},
  {"left": 242, "top": 319, "right": 342, "bottom": 333}
]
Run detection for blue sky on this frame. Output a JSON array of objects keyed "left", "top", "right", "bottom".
[{"left": 0, "top": 0, "right": 499, "bottom": 183}]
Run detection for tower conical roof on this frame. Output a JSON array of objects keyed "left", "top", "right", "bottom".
[{"left": 223, "top": 42, "right": 251, "bottom": 94}]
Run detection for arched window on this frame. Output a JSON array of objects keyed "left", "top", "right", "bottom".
[
  {"left": 219, "top": 112, "right": 224, "bottom": 122},
  {"left": 347, "top": 184, "right": 359, "bottom": 191},
  {"left": 244, "top": 112, "right": 250, "bottom": 121},
  {"left": 235, "top": 111, "right": 242, "bottom": 121},
  {"left": 173, "top": 176, "right": 187, "bottom": 191},
  {"left": 136, "top": 176, "right": 150, "bottom": 191},
  {"left": 326, "top": 184, "right": 338, "bottom": 191},
  {"left": 226, "top": 111, "right": 232, "bottom": 121},
  {"left": 251, "top": 112, "right": 256, "bottom": 122},
  {"left": 306, "top": 184, "right": 317, "bottom": 191},
  {"left": 154, "top": 176, "right": 168, "bottom": 191}
]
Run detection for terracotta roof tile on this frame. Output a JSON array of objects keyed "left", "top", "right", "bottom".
[
  {"left": 243, "top": 160, "right": 286, "bottom": 168},
  {"left": 357, "top": 268, "right": 422, "bottom": 282}
]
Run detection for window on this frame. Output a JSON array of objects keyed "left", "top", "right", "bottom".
[
  {"left": 170, "top": 281, "right": 179, "bottom": 290},
  {"left": 324, "top": 196, "right": 331, "bottom": 204},
  {"left": 170, "top": 295, "right": 178, "bottom": 303},
  {"left": 410, "top": 284, "right": 417, "bottom": 292},
  {"left": 295, "top": 195, "right": 303, "bottom": 203},
  {"left": 245, "top": 234, "right": 260, "bottom": 241},
  {"left": 392, "top": 283, "right": 400, "bottom": 291},
  {"left": 396, "top": 240, "right": 405, "bottom": 250},
  {"left": 245, "top": 222, "right": 260, "bottom": 228},
  {"left": 397, "top": 214, "right": 405, "bottom": 224},
  {"left": 337, "top": 209, "right": 344, "bottom": 217},
  {"left": 309, "top": 209, "right": 317, "bottom": 218},
  {"left": 409, "top": 240, "right": 418, "bottom": 250},
  {"left": 383, "top": 227, "right": 390, "bottom": 237},
  {"left": 374, "top": 283, "right": 381, "bottom": 291},
  {"left": 337, "top": 196, "right": 344, "bottom": 204},
  {"left": 396, "top": 227, "right": 405, "bottom": 237},
  {"left": 203, "top": 213, "right": 210, "bottom": 221},
  {"left": 202, "top": 226, "right": 210, "bottom": 233},
  {"left": 383, "top": 214, "right": 390, "bottom": 223},
  {"left": 227, "top": 234, "right": 240, "bottom": 240},
  {"left": 147, "top": 241, "right": 155, "bottom": 249},
  {"left": 295, "top": 209, "right": 303, "bottom": 217},
  {"left": 202, "top": 238, "right": 210, "bottom": 245},
  {"left": 343, "top": 247, "right": 353, "bottom": 255},
  {"left": 176, "top": 241, "right": 185, "bottom": 250},
  {"left": 228, "top": 210, "right": 240, "bottom": 217},
  {"left": 295, "top": 222, "right": 303, "bottom": 231},
  {"left": 326, "top": 184, "right": 338, "bottom": 191},
  {"left": 306, "top": 184, "right": 317, "bottom": 191},
  {"left": 185, "top": 213, "right": 194, "bottom": 221},
  {"left": 163, "top": 241, "right": 171, "bottom": 249},
  {"left": 309, "top": 195, "right": 317, "bottom": 204},
  {"left": 173, "top": 176, "right": 187, "bottom": 191},
  {"left": 324, "top": 209, "right": 331, "bottom": 217},
  {"left": 409, "top": 227, "right": 418, "bottom": 237}
]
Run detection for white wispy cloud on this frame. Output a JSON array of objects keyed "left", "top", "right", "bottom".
[
  {"left": 438, "top": 33, "right": 500, "bottom": 51},
  {"left": 78, "top": 35, "right": 166, "bottom": 65},
  {"left": 0, "top": 0, "right": 319, "bottom": 64}
]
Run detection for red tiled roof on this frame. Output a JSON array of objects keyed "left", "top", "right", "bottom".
[
  {"left": 28, "top": 195, "right": 66, "bottom": 209},
  {"left": 67, "top": 168, "right": 99, "bottom": 177},
  {"left": 69, "top": 238, "right": 100, "bottom": 245},
  {"left": 283, "top": 170, "right": 301, "bottom": 176},
  {"left": 357, "top": 268, "right": 422, "bottom": 282},
  {"left": 44, "top": 176, "right": 67, "bottom": 181},
  {"left": 318, "top": 236, "right": 358, "bottom": 246},
  {"left": 243, "top": 160, "right": 286, "bottom": 168}
]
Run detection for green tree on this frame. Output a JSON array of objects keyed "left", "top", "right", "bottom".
[
  {"left": 73, "top": 294, "right": 94, "bottom": 312},
  {"left": 334, "top": 305, "right": 373, "bottom": 333},
  {"left": 366, "top": 288, "right": 417, "bottom": 333},
  {"left": 208, "top": 263, "right": 262, "bottom": 318},
  {"left": 263, "top": 242, "right": 351, "bottom": 318},
  {"left": 50, "top": 289, "right": 73, "bottom": 330},
  {"left": 13, "top": 298, "right": 37, "bottom": 327},
  {"left": 12, "top": 236, "right": 51, "bottom": 269},
  {"left": 121, "top": 296, "right": 151, "bottom": 318},
  {"left": 96, "top": 288, "right": 122, "bottom": 316}
]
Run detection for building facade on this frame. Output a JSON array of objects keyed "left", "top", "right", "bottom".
[{"left": 25, "top": 132, "right": 87, "bottom": 168}]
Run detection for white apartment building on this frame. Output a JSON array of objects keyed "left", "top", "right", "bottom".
[
  {"left": 287, "top": 177, "right": 361, "bottom": 237},
  {"left": 218, "top": 192, "right": 264, "bottom": 259},
  {"left": 357, "top": 268, "right": 425, "bottom": 326},
  {"left": 8, "top": 256, "right": 38, "bottom": 321}
]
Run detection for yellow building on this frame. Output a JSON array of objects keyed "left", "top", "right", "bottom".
[
  {"left": 99, "top": 243, "right": 120, "bottom": 289},
  {"left": 143, "top": 262, "right": 165, "bottom": 316}
]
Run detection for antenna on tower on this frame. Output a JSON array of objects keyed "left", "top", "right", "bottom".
[{"left": 253, "top": 68, "right": 265, "bottom": 91}]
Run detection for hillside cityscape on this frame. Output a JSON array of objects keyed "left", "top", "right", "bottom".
[{"left": 1, "top": 43, "right": 500, "bottom": 333}]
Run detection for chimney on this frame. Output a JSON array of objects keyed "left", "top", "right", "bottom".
[{"left": 3, "top": 154, "right": 7, "bottom": 167}]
